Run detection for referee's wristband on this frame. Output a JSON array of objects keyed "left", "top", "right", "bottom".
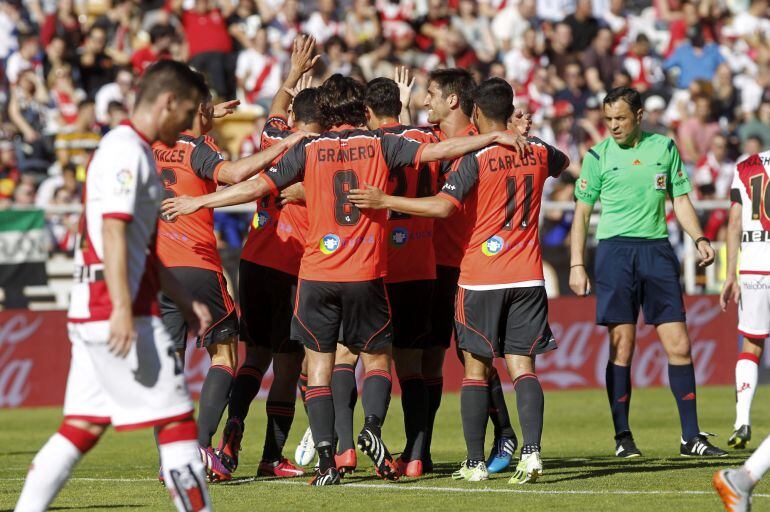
[{"left": 694, "top": 236, "right": 711, "bottom": 246}]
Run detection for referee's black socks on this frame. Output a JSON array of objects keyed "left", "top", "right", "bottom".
[
  {"left": 461, "top": 378, "right": 489, "bottom": 461},
  {"left": 514, "top": 373, "right": 544, "bottom": 450},
  {"left": 605, "top": 362, "right": 632, "bottom": 435},
  {"left": 668, "top": 363, "right": 700, "bottom": 440}
]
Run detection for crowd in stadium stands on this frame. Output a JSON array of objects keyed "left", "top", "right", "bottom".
[{"left": 0, "top": 0, "right": 768, "bottom": 256}]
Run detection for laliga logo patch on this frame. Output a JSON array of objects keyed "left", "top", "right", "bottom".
[
  {"left": 482, "top": 236, "right": 504, "bottom": 256},
  {"left": 114, "top": 169, "right": 134, "bottom": 195},
  {"left": 390, "top": 227, "right": 408, "bottom": 247},
  {"left": 319, "top": 234, "right": 341, "bottom": 254},
  {"left": 252, "top": 211, "right": 270, "bottom": 229}
]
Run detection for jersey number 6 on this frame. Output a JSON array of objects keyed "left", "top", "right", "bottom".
[{"left": 333, "top": 170, "right": 361, "bottom": 226}]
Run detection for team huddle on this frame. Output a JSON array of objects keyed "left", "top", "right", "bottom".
[{"left": 11, "top": 34, "right": 770, "bottom": 512}]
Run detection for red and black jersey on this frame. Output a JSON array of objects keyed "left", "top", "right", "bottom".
[
  {"left": 438, "top": 135, "right": 568, "bottom": 287},
  {"left": 240, "top": 115, "right": 309, "bottom": 276},
  {"left": 380, "top": 122, "right": 440, "bottom": 283},
  {"left": 433, "top": 122, "right": 478, "bottom": 268},
  {"left": 262, "top": 124, "right": 425, "bottom": 282},
  {"left": 153, "top": 132, "right": 226, "bottom": 272}
]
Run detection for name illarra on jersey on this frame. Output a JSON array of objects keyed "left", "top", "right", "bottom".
[{"left": 730, "top": 150, "right": 770, "bottom": 274}]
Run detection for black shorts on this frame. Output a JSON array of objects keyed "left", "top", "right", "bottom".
[
  {"left": 595, "top": 237, "right": 687, "bottom": 326},
  {"left": 159, "top": 267, "right": 238, "bottom": 351},
  {"left": 238, "top": 260, "right": 302, "bottom": 353},
  {"left": 455, "top": 286, "right": 556, "bottom": 359},
  {"left": 429, "top": 265, "right": 460, "bottom": 348},
  {"left": 292, "top": 278, "right": 393, "bottom": 353},
  {"left": 387, "top": 280, "right": 435, "bottom": 350}
]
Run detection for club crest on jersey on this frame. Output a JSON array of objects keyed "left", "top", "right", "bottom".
[
  {"left": 482, "top": 236, "right": 504, "bottom": 256},
  {"left": 319, "top": 234, "right": 341, "bottom": 254},
  {"left": 655, "top": 173, "right": 666, "bottom": 190},
  {"left": 253, "top": 211, "right": 270, "bottom": 229},
  {"left": 390, "top": 227, "right": 409, "bottom": 247},
  {"left": 579, "top": 178, "right": 587, "bottom": 191}
]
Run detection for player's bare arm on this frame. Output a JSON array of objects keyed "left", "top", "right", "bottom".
[
  {"left": 161, "top": 175, "right": 274, "bottom": 219},
  {"left": 269, "top": 35, "right": 319, "bottom": 118},
  {"left": 569, "top": 200, "right": 593, "bottom": 297},
  {"left": 102, "top": 218, "right": 135, "bottom": 358},
  {"left": 216, "top": 130, "right": 314, "bottom": 184},
  {"left": 395, "top": 66, "right": 415, "bottom": 125},
  {"left": 348, "top": 185, "right": 455, "bottom": 218},
  {"left": 420, "top": 131, "right": 530, "bottom": 163},
  {"left": 720, "top": 202, "right": 742, "bottom": 311},
  {"left": 157, "top": 263, "right": 212, "bottom": 337},
  {"left": 672, "top": 194, "right": 716, "bottom": 267},
  {"left": 213, "top": 99, "right": 241, "bottom": 118}
]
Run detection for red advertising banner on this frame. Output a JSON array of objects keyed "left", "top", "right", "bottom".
[{"left": 0, "top": 295, "right": 742, "bottom": 408}]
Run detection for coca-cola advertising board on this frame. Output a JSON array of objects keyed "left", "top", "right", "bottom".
[{"left": 0, "top": 296, "right": 744, "bottom": 408}]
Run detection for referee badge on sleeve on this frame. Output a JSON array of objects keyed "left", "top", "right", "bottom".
[{"left": 654, "top": 173, "right": 667, "bottom": 190}]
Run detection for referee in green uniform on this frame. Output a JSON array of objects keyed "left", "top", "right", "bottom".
[{"left": 569, "top": 87, "right": 726, "bottom": 458}]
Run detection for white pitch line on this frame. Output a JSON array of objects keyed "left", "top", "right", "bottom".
[{"left": 1, "top": 476, "right": 768, "bottom": 499}]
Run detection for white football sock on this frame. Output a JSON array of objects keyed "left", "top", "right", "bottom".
[
  {"left": 15, "top": 433, "right": 82, "bottom": 512},
  {"left": 744, "top": 435, "right": 770, "bottom": 481},
  {"left": 735, "top": 355, "right": 759, "bottom": 428},
  {"left": 159, "top": 440, "right": 212, "bottom": 512}
]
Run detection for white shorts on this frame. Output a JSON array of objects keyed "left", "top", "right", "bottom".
[
  {"left": 739, "top": 274, "right": 770, "bottom": 339},
  {"left": 63, "top": 315, "right": 194, "bottom": 431}
]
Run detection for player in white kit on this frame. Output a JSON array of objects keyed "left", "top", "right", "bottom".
[
  {"left": 719, "top": 150, "right": 770, "bottom": 452},
  {"left": 15, "top": 61, "right": 213, "bottom": 512}
]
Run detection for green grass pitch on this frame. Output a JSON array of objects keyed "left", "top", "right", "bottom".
[{"left": 1, "top": 385, "right": 767, "bottom": 511}]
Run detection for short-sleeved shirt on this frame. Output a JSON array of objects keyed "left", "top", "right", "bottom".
[
  {"left": 240, "top": 115, "right": 309, "bottom": 276},
  {"left": 262, "top": 124, "right": 425, "bottom": 282},
  {"left": 68, "top": 123, "right": 162, "bottom": 322},
  {"left": 381, "top": 123, "right": 440, "bottom": 283},
  {"left": 433, "top": 122, "right": 478, "bottom": 268},
  {"left": 153, "top": 132, "right": 227, "bottom": 272},
  {"left": 730, "top": 151, "right": 770, "bottom": 274},
  {"left": 439, "top": 136, "right": 569, "bottom": 288},
  {"left": 575, "top": 132, "right": 692, "bottom": 240}
]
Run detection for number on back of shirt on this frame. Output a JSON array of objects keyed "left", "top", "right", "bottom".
[
  {"left": 333, "top": 170, "right": 361, "bottom": 226},
  {"left": 503, "top": 174, "right": 534, "bottom": 231}
]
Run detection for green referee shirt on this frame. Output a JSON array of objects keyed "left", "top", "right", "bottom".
[{"left": 574, "top": 131, "right": 692, "bottom": 240}]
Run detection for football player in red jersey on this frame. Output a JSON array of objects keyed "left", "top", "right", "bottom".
[
  {"left": 421, "top": 68, "right": 519, "bottom": 473},
  {"left": 161, "top": 73, "right": 528, "bottom": 485},
  {"left": 350, "top": 77, "right": 568, "bottom": 484},
  {"left": 215, "top": 35, "right": 322, "bottom": 479}
]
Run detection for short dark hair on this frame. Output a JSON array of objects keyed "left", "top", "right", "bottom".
[
  {"left": 107, "top": 100, "right": 126, "bottom": 113},
  {"left": 292, "top": 88, "right": 321, "bottom": 124},
  {"left": 472, "top": 78, "right": 513, "bottom": 123},
  {"left": 317, "top": 74, "right": 366, "bottom": 128},
  {"left": 603, "top": 86, "right": 642, "bottom": 112},
  {"left": 135, "top": 60, "right": 208, "bottom": 107},
  {"left": 78, "top": 98, "right": 95, "bottom": 109},
  {"left": 149, "top": 24, "right": 175, "bottom": 44},
  {"left": 364, "top": 77, "right": 401, "bottom": 119},
  {"left": 428, "top": 68, "right": 475, "bottom": 117}
]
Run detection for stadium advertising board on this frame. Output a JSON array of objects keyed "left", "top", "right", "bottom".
[{"left": 0, "top": 296, "right": 742, "bottom": 408}]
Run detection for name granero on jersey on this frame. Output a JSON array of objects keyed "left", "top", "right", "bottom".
[
  {"left": 317, "top": 145, "right": 376, "bottom": 163},
  {"left": 153, "top": 147, "right": 185, "bottom": 164},
  {"left": 488, "top": 150, "right": 544, "bottom": 172}
]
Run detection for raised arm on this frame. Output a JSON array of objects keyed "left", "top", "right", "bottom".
[
  {"left": 395, "top": 66, "right": 415, "bottom": 125},
  {"left": 269, "top": 35, "right": 319, "bottom": 118}
]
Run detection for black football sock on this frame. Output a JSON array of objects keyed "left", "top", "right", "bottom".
[
  {"left": 261, "top": 401, "right": 295, "bottom": 463},
  {"left": 298, "top": 372, "right": 308, "bottom": 411},
  {"left": 514, "top": 373, "right": 544, "bottom": 449},
  {"left": 331, "top": 364, "right": 357, "bottom": 453},
  {"left": 399, "top": 375, "right": 429, "bottom": 461},
  {"left": 605, "top": 362, "right": 632, "bottom": 436},
  {"left": 488, "top": 368, "right": 516, "bottom": 439},
  {"left": 461, "top": 378, "right": 489, "bottom": 462},
  {"left": 425, "top": 377, "right": 443, "bottom": 459},
  {"left": 305, "top": 386, "right": 335, "bottom": 468},
  {"left": 668, "top": 363, "right": 700, "bottom": 440},
  {"left": 361, "top": 369, "right": 392, "bottom": 433},
  {"left": 228, "top": 365, "right": 263, "bottom": 422},
  {"left": 198, "top": 365, "right": 234, "bottom": 447}
]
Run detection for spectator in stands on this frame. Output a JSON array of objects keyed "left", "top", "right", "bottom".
[
  {"left": 738, "top": 99, "right": 770, "bottom": 148},
  {"left": 693, "top": 133, "right": 734, "bottom": 199},
  {"left": 0, "top": 141, "right": 19, "bottom": 208},
  {"left": 663, "top": 25, "right": 724, "bottom": 89},
  {"left": 303, "top": 0, "right": 344, "bottom": 45},
  {"left": 78, "top": 26, "right": 118, "bottom": 97},
  {"left": 239, "top": 115, "right": 266, "bottom": 158},
  {"left": 451, "top": 0, "right": 496, "bottom": 63},
  {"left": 226, "top": 0, "right": 260, "bottom": 53},
  {"left": 584, "top": 27, "right": 623, "bottom": 94},
  {"left": 5, "top": 32, "right": 40, "bottom": 85},
  {"left": 46, "top": 64, "right": 85, "bottom": 132},
  {"left": 576, "top": 95, "right": 607, "bottom": 152},
  {"left": 623, "top": 33, "right": 665, "bottom": 94},
  {"left": 345, "top": 0, "right": 381, "bottom": 52},
  {"left": 236, "top": 27, "right": 282, "bottom": 109},
  {"left": 712, "top": 63, "right": 740, "bottom": 126},
  {"left": 739, "top": 135, "right": 764, "bottom": 163},
  {"left": 641, "top": 95, "right": 669, "bottom": 136},
  {"left": 545, "top": 22, "right": 575, "bottom": 79},
  {"left": 537, "top": 0, "right": 576, "bottom": 22},
  {"left": 54, "top": 99, "right": 100, "bottom": 170},
  {"left": 726, "top": 0, "right": 770, "bottom": 40},
  {"left": 491, "top": 0, "right": 536, "bottom": 52},
  {"left": 39, "top": 0, "right": 81, "bottom": 64},
  {"left": 8, "top": 69, "right": 51, "bottom": 175},
  {"left": 12, "top": 180, "right": 35, "bottom": 206},
  {"left": 104, "top": 101, "right": 128, "bottom": 133},
  {"left": 94, "top": 68, "right": 133, "bottom": 125},
  {"left": 563, "top": 0, "right": 600, "bottom": 52},
  {"left": 46, "top": 183, "right": 80, "bottom": 255},
  {"left": 130, "top": 24, "right": 175, "bottom": 76},
  {"left": 555, "top": 61, "right": 591, "bottom": 117},
  {"left": 677, "top": 95, "right": 721, "bottom": 166},
  {"left": 267, "top": 0, "right": 302, "bottom": 52}
]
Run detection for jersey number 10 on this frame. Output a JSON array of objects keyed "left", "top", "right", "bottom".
[{"left": 749, "top": 174, "right": 770, "bottom": 221}]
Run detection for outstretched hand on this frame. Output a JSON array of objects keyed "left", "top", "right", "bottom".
[
  {"left": 291, "top": 35, "right": 320, "bottom": 76},
  {"left": 394, "top": 66, "right": 415, "bottom": 111},
  {"left": 348, "top": 185, "right": 388, "bottom": 209},
  {"left": 213, "top": 99, "right": 240, "bottom": 118},
  {"left": 160, "top": 195, "right": 202, "bottom": 221}
]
